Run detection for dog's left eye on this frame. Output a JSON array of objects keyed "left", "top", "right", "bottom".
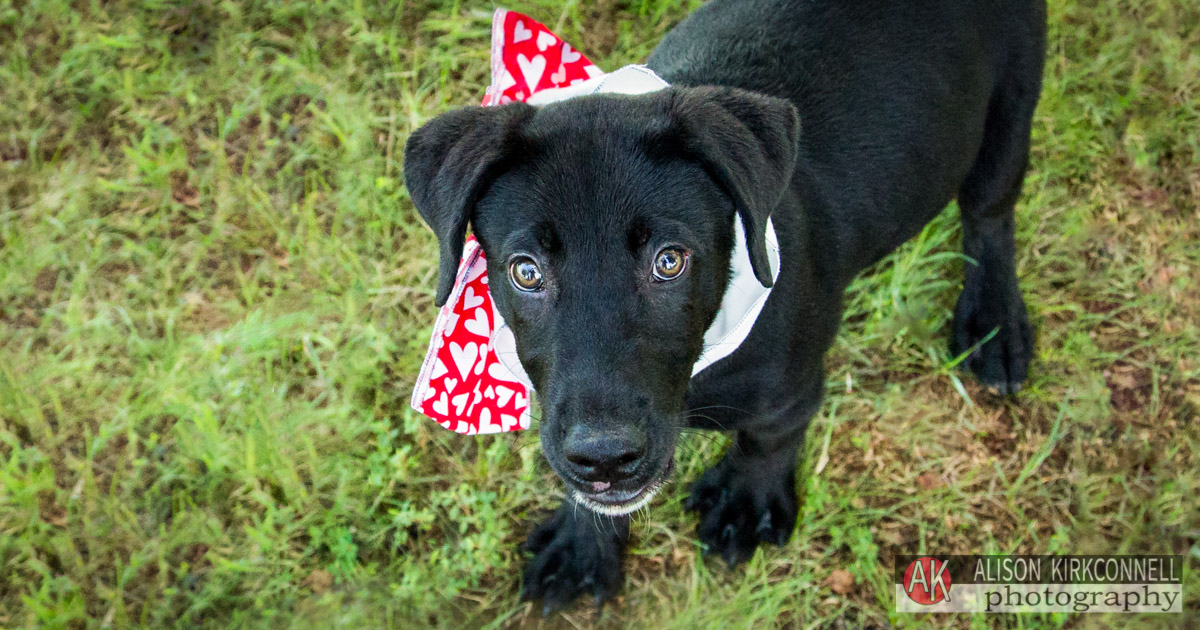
[
  {"left": 652, "top": 247, "right": 689, "bottom": 281},
  {"left": 509, "top": 255, "right": 544, "bottom": 292}
]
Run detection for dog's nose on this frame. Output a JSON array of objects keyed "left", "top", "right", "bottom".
[{"left": 562, "top": 425, "right": 646, "bottom": 483}]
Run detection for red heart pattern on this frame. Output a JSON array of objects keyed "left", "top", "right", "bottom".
[
  {"left": 482, "top": 9, "right": 600, "bottom": 107},
  {"left": 412, "top": 236, "right": 533, "bottom": 434},
  {"left": 413, "top": 10, "right": 603, "bottom": 434}
]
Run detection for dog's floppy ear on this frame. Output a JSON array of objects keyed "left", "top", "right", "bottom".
[
  {"left": 655, "top": 86, "right": 800, "bottom": 288},
  {"left": 404, "top": 103, "right": 535, "bottom": 306}
]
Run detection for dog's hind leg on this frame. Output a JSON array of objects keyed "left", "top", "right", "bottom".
[{"left": 951, "top": 52, "right": 1043, "bottom": 394}]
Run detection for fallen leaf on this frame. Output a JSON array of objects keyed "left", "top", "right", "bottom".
[
  {"left": 917, "top": 472, "right": 943, "bottom": 490},
  {"left": 304, "top": 569, "right": 333, "bottom": 594},
  {"left": 825, "top": 569, "right": 854, "bottom": 595}
]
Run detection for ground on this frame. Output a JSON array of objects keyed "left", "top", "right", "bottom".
[{"left": 1, "top": 0, "right": 1197, "bottom": 628}]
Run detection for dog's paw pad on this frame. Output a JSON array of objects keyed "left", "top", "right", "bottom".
[
  {"left": 520, "top": 504, "right": 627, "bottom": 613},
  {"left": 687, "top": 456, "right": 797, "bottom": 567}
]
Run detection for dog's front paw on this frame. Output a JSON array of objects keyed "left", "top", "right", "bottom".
[
  {"left": 520, "top": 501, "right": 629, "bottom": 613},
  {"left": 952, "top": 280, "right": 1033, "bottom": 395},
  {"left": 685, "top": 454, "right": 797, "bottom": 567}
]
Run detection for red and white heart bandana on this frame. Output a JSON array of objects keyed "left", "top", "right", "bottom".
[
  {"left": 411, "top": 233, "right": 532, "bottom": 434},
  {"left": 480, "top": 9, "right": 602, "bottom": 107},
  {"left": 411, "top": 9, "right": 775, "bottom": 434},
  {"left": 411, "top": 10, "right": 610, "bottom": 435}
]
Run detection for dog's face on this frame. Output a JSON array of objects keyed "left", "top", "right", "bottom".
[{"left": 405, "top": 87, "right": 798, "bottom": 514}]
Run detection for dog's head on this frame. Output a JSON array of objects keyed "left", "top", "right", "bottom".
[{"left": 404, "top": 87, "right": 799, "bottom": 514}]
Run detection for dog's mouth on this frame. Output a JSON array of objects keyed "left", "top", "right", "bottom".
[{"left": 571, "top": 458, "right": 675, "bottom": 516}]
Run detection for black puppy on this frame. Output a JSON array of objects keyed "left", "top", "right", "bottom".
[{"left": 404, "top": 0, "right": 1045, "bottom": 610}]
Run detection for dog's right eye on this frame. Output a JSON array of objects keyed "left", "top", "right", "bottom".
[
  {"left": 652, "top": 246, "right": 689, "bottom": 282},
  {"left": 508, "top": 256, "right": 544, "bottom": 292}
]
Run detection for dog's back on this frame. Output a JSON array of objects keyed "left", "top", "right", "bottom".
[{"left": 649, "top": 0, "right": 1047, "bottom": 277}]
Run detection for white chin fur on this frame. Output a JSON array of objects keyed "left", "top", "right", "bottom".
[{"left": 573, "top": 483, "right": 661, "bottom": 516}]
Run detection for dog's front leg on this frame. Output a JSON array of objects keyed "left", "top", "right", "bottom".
[
  {"left": 684, "top": 419, "right": 809, "bottom": 566},
  {"left": 684, "top": 358, "right": 826, "bottom": 566},
  {"left": 682, "top": 252, "right": 840, "bottom": 565},
  {"left": 520, "top": 498, "right": 629, "bottom": 612}
]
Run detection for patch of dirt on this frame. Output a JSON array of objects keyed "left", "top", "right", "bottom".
[
  {"left": 1082, "top": 299, "right": 1120, "bottom": 314},
  {"left": 224, "top": 114, "right": 262, "bottom": 174},
  {"left": 1, "top": 141, "right": 28, "bottom": 163},
  {"left": 574, "top": 1, "right": 624, "bottom": 59},
  {"left": 1105, "top": 361, "right": 1153, "bottom": 413},
  {"left": 178, "top": 288, "right": 237, "bottom": 334},
  {"left": 186, "top": 543, "right": 211, "bottom": 571},
  {"left": 169, "top": 170, "right": 201, "bottom": 208},
  {"left": 1, "top": 266, "right": 66, "bottom": 330},
  {"left": 33, "top": 265, "right": 60, "bottom": 293},
  {"left": 975, "top": 406, "right": 1020, "bottom": 456}
]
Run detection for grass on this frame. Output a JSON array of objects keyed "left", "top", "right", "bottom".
[{"left": 1, "top": 0, "right": 1197, "bottom": 627}]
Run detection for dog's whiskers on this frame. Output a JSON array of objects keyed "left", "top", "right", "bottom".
[
  {"left": 686, "top": 403, "right": 751, "bottom": 414},
  {"left": 682, "top": 411, "right": 733, "bottom": 432}
]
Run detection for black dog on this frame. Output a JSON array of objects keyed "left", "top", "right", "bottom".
[{"left": 404, "top": 0, "right": 1045, "bottom": 610}]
